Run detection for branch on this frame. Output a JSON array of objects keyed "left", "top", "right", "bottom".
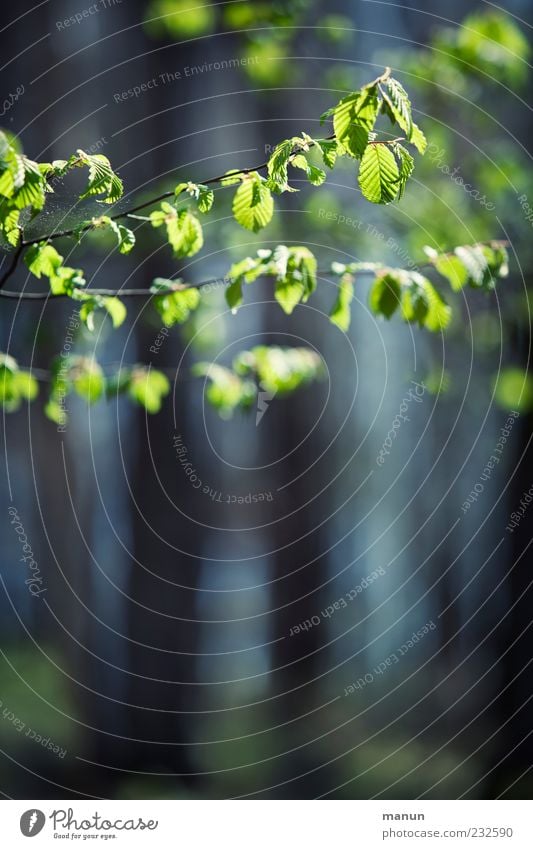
[
  {"left": 0, "top": 242, "right": 509, "bottom": 301},
  {"left": 19, "top": 157, "right": 278, "bottom": 249}
]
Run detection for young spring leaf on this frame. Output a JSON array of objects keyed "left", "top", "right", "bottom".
[
  {"left": 0, "top": 353, "right": 38, "bottom": 412},
  {"left": 381, "top": 77, "right": 413, "bottom": 137},
  {"left": 72, "top": 358, "right": 105, "bottom": 403},
  {"left": 274, "top": 247, "right": 317, "bottom": 314},
  {"left": 153, "top": 285, "right": 201, "bottom": 326},
  {"left": 369, "top": 272, "right": 402, "bottom": 319},
  {"left": 102, "top": 297, "right": 127, "bottom": 328},
  {"left": 314, "top": 138, "right": 342, "bottom": 169},
  {"left": 150, "top": 203, "right": 204, "bottom": 257},
  {"left": 128, "top": 368, "right": 170, "bottom": 413},
  {"left": 225, "top": 278, "right": 244, "bottom": 311},
  {"left": 333, "top": 87, "right": 379, "bottom": 158},
  {"left": 358, "top": 143, "right": 400, "bottom": 204},
  {"left": 77, "top": 150, "right": 123, "bottom": 204},
  {"left": 329, "top": 273, "right": 354, "bottom": 331},
  {"left": 425, "top": 243, "right": 509, "bottom": 292},
  {"left": 175, "top": 181, "right": 214, "bottom": 213},
  {"left": 192, "top": 362, "right": 256, "bottom": 418},
  {"left": 267, "top": 139, "right": 295, "bottom": 192},
  {"left": 290, "top": 154, "right": 326, "bottom": 186},
  {"left": 233, "top": 346, "right": 325, "bottom": 394},
  {"left": 392, "top": 143, "right": 415, "bottom": 199},
  {"left": 24, "top": 243, "right": 63, "bottom": 278},
  {"left": 92, "top": 216, "right": 135, "bottom": 254},
  {"left": 232, "top": 173, "right": 274, "bottom": 232}
]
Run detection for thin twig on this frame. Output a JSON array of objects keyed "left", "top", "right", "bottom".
[
  {"left": 18, "top": 138, "right": 343, "bottom": 249},
  {"left": 0, "top": 242, "right": 509, "bottom": 301}
]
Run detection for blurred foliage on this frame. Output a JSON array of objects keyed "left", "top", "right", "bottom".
[
  {"left": 193, "top": 344, "right": 324, "bottom": 417},
  {"left": 493, "top": 368, "right": 533, "bottom": 414},
  {"left": 0, "top": 647, "right": 76, "bottom": 748},
  {"left": 144, "top": 0, "right": 355, "bottom": 86},
  {"left": 0, "top": 352, "right": 38, "bottom": 412}
]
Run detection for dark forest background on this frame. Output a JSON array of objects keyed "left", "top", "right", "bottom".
[{"left": 1, "top": 0, "right": 533, "bottom": 799}]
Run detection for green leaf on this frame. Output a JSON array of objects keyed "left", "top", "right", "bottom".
[
  {"left": 197, "top": 184, "right": 214, "bottom": 213},
  {"left": 233, "top": 346, "right": 324, "bottom": 395},
  {"left": 381, "top": 77, "right": 413, "bottom": 137},
  {"left": 424, "top": 247, "right": 468, "bottom": 291},
  {"left": 73, "top": 359, "right": 105, "bottom": 403},
  {"left": 50, "top": 265, "right": 86, "bottom": 296},
  {"left": 175, "top": 181, "right": 214, "bottom": 213},
  {"left": 426, "top": 243, "right": 509, "bottom": 293},
  {"left": 79, "top": 293, "right": 126, "bottom": 331},
  {"left": 493, "top": 368, "right": 533, "bottom": 413},
  {"left": 102, "top": 297, "right": 127, "bottom": 328},
  {"left": 24, "top": 243, "right": 63, "bottom": 278},
  {"left": 333, "top": 87, "right": 379, "bottom": 158},
  {"left": 410, "top": 123, "right": 427, "bottom": 155},
  {"left": 314, "top": 138, "right": 341, "bottom": 169},
  {"left": 13, "top": 371, "right": 38, "bottom": 401},
  {"left": 290, "top": 154, "right": 326, "bottom": 186},
  {"left": 358, "top": 143, "right": 400, "bottom": 204},
  {"left": 274, "top": 246, "right": 317, "bottom": 314},
  {"left": 192, "top": 362, "right": 256, "bottom": 418},
  {"left": 400, "top": 271, "right": 451, "bottom": 331},
  {"left": 0, "top": 354, "right": 39, "bottom": 413},
  {"left": 225, "top": 277, "right": 244, "bottom": 311},
  {"left": 92, "top": 216, "right": 135, "bottom": 254},
  {"left": 44, "top": 399, "right": 66, "bottom": 425},
  {"left": 267, "top": 139, "right": 294, "bottom": 191},
  {"left": 369, "top": 272, "right": 402, "bottom": 319},
  {"left": 151, "top": 203, "right": 204, "bottom": 257},
  {"left": 128, "top": 368, "right": 170, "bottom": 413},
  {"left": 401, "top": 281, "right": 430, "bottom": 326},
  {"left": 3, "top": 208, "right": 21, "bottom": 245},
  {"left": 12, "top": 157, "right": 46, "bottom": 211},
  {"left": 329, "top": 273, "right": 354, "bottom": 331},
  {"left": 153, "top": 286, "right": 201, "bottom": 326},
  {"left": 232, "top": 173, "right": 274, "bottom": 232},
  {"left": 422, "top": 279, "right": 452, "bottom": 331},
  {"left": 79, "top": 299, "right": 97, "bottom": 332},
  {"left": 393, "top": 143, "right": 415, "bottom": 199},
  {"left": 77, "top": 149, "right": 123, "bottom": 204}
]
